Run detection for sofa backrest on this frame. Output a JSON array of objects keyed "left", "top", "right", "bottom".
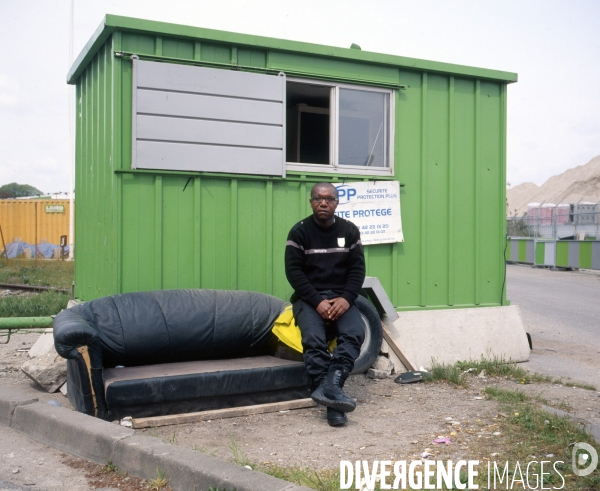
[{"left": 56, "top": 289, "right": 287, "bottom": 367}]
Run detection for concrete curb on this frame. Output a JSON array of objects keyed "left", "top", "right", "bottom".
[
  {"left": 542, "top": 405, "right": 600, "bottom": 443},
  {"left": 0, "top": 388, "right": 312, "bottom": 491},
  {"left": 0, "top": 388, "right": 39, "bottom": 427}
]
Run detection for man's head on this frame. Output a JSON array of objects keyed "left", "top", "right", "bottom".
[{"left": 310, "top": 182, "right": 338, "bottom": 226}]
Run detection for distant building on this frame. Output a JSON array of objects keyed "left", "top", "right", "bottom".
[
  {"left": 526, "top": 203, "right": 570, "bottom": 225},
  {"left": 527, "top": 202, "right": 598, "bottom": 226},
  {"left": 573, "top": 203, "right": 598, "bottom": 225}
]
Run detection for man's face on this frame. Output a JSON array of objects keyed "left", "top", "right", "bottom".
[{"left": 310, "top": 185, "right": 338, "bottom": 223}]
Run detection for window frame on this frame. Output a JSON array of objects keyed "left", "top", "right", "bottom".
[{"left": 286, "top": 77, "right": 395, "bottom": 177}]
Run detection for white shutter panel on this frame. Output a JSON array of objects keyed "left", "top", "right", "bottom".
[{"left": 133, "top": 59, "right": 286, "bottom": 177}]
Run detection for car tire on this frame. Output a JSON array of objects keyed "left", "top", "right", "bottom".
[{"left": 351, "top": 295, "right": 383, "bottom": 374}]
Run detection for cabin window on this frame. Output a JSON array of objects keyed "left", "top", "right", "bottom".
[{"left": 286, "top": 79, "right": 393, "bottom": 176}]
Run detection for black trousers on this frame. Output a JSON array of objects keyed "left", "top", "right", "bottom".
[{"left": 292, "top": 290, "right": 365, "bottom": 386}]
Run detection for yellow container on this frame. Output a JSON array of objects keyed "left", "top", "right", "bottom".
[{"left": 0, "top": 199, "right": 71, "bottom": 248}]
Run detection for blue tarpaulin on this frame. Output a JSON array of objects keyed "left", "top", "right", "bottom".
[{"left": 1, "top": 240, "right": 69, "bottom": 259}]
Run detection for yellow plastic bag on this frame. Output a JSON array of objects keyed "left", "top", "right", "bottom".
[
  {"left": 272, "top": 305, "right": 336, "bottom": 354},
  {"left": 272, "top": 305, "right": 303, "bottom": 353}
]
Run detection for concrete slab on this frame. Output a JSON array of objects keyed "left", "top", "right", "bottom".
[
  {"left": 0, "top": 388, "right": 38, "bottom": 427},
  {"left": 28, "top": 329, "right": 54, "bottom": 358},
  {"left": 387, "top": 305, "right": 530, "bottom": 369},
  {"left": 112, "top": 435, "right": 308, "bottom": 491},
  {"left": 362, "top": 276, "right": 398, "bottom": 321},
  {"left": 11, "top": 402, "right": 134, "bottom": 464},
  {"left": 66, "top": 299, "right": 83, "bottom": 309},
  {"left": 20, "top": 350, "right": 67, "bottom": 393}
]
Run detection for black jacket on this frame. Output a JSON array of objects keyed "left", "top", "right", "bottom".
[{"left": 285, "top": 215, "right": 365, "bottom": 308}]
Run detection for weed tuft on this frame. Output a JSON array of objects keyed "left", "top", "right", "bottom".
[
  {"left": 229, "top": 437, "right": 252, "bottom": 468},
  {"left": 427, "top": 360, "right": 467, "bottom": 387},
  {"left": 104, "top": 460, "right": 126, "bottom": 477},
  {"left": 149, "top": 468, "right": 168, "bottom": 490},
  {"left": 484, "top": 386, "right": 528, "bottom": 403},
  {"left": 456, "top": 355, "right": 528, "bottom": 379}
]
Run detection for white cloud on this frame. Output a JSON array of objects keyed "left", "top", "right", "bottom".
[{"left": 0, "top": 74, "right": 19, "bottom": 106}]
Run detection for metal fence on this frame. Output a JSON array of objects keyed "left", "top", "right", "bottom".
[
  {"left": 507, "top": 208, "right": 600, "bottom": 239},
  {"left": 506, "top": 238, "right": 600, "bottom": 270}
]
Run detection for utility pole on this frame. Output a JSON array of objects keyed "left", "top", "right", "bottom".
[{"left": 68, "top": 0, "right": 75, "bottom": 260}]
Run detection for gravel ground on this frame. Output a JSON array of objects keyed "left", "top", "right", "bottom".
[
  {"left": 1, "top": 331, "right": 599, "bottom": 476},
  {"left": 136, "top": 374, "right": 600, "bottom": 470}
]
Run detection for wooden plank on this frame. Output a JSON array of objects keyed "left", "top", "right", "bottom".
[
  {"left": 381, "top": 320, "right": 416, "bottom": 371},
  {"left": 132, "top": 398, "right": 317, "bottom": 429}
]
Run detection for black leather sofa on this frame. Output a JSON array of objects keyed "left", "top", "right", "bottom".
[{"left": 53, "top": 289, "right": 311, "bottom": 420}]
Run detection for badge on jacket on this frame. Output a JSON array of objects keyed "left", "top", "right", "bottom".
[{"left": 338, "top": 237, "right": 345, "bottom": 248}]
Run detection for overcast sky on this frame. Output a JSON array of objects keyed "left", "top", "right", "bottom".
[{"left": 1, "top": 0, "right": 599, "bottom": 194}]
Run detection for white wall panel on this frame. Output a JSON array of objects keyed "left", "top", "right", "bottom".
[
  {"left": 133, "top": 60, "right": 285, "bottom": 176},
  {"left": 137, "top": 115, "right": 282, "bottom": 148},
  {"left": 137, "top": 90, "right": 283, "bottom": 125},
  {"left": 137, "top": 141, "right": 283, "bottom": 175}
]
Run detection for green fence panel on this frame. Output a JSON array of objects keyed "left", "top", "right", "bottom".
[
  {"left": 535, "top": 241, "right": 545, "bottom": 265},
  {"left": 517, "top": 240, "right": 527, "bottom": 263},
  {"left": 555, "top": 241, "right": 570, "bottom": 267},
  {"left": 579, "top": 241, "right": 592, "bottom": 269}
]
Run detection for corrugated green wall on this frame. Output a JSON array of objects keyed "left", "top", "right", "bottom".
[
  {"left": 74, "top": 29, "right": 508, "bottom": 310},
  {"left": 75, "top": 38, "right": 121, "bottom": 301}
]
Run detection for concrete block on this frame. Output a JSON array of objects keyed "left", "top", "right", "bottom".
[
  {"left": 11, "top": 402, "right": 134, "bottom": 464},
  {"left": 0, "top": 387, "right": 38, "bottom": 427},
  {"left": 67, "top": 299, "right": 83, "bottom": 309},
  {"left": 21, "top": 350, "right": 67, "bottom": 392},
  {"left": 112, "top": 435, "right": 310, "bottom": 491},
  {"left": 371, "top": 355, "right": 394, "bottom": 375},
  {"left": 387, "top": 349, "right": 408, "bottom": 374},
  {"left": 387, "top": 305, "right": 530, "bottom": 370},
  {"left": 28, "top": 329, "right": 55, "bottom": 358},
  {"left": 367, "top": 368, "right": 389, "bottom": 379}
]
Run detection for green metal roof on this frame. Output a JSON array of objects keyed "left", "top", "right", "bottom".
[{"left": 68, "top": 14, "right": 518, "bottom": 85}]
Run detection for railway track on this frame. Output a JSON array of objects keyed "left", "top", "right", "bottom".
[{"left": 0, "top": 283, "right": 69, "bottom": 294}]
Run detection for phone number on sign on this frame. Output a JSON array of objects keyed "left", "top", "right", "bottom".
[
  {"left": 361, "top": 230, "right": 389, "bottom": 235},
  {"left": 360, "top": 224, "right": 389, "bottom": 230}
]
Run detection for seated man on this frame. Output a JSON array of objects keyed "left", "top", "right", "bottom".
[{"left": 285, "top": 182, "right": 366, "bottom": 427}]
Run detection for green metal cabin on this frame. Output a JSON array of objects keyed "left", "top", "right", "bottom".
[{"left": 67, "top": 15, "right": 517, "bottom": 310}]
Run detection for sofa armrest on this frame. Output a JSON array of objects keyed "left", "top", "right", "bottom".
[
  {"left": 53, "top": 309, "right": 99, "bottom": 359},
  {"left": 54, "top": 309, "right": 107, "bottom": 418}
]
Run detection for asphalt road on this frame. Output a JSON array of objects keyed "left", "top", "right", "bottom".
[
  {"left": 506, "top": 263, "right": 600, "bottom": 386},
  {"left": 0, "top": 422, "right": 93, "bottom": 491}
]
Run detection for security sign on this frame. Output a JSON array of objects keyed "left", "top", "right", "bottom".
[{"left": 334, "top": 181, "right": 403, "bottom": 245}]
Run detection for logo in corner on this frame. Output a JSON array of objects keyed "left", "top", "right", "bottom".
[{"left": 572, "top": 442, "right": 598, "bottom": 477}]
